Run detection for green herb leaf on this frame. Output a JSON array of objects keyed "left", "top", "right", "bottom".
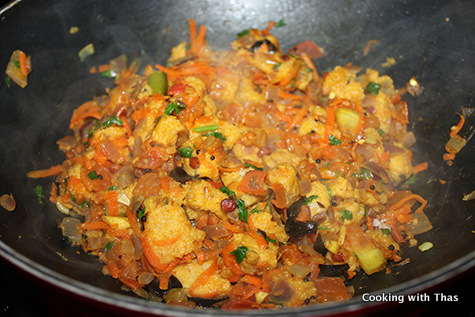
[
  {"left": 272, "top": 62, "right": 282, "bottom": 70},
  {"left": 193, "top": 124, "right": 219, "bottom": 132},
  {"left": 34, "top": 185, "right": 44, "bottom": 205},
  {"left": 276, "top": 19, "right": 286, "bottom": 27},
  {"left": 79, "top": 200, "right": 91, "bottom": 208},
  {"left": 365, "top": 81, "right": 381, "bottom": 95},
  {"left": 266, "top": 238, "right": 277, "bottom": 244},
  {"left": 317, "top": 226, "right": 330, "bottom": 230},
  {"left": 338, "top": 209, "right": 353, "bottom": 221},
  {"left": 108, "top": 185, "right": 117, "bottom": 190},
  {"left": 179, "top": 146, "right": 194, "bottom": 158},
  {"left": 405, "top": 174, "right": 417, "bottom": 185},
  {"left": 101, "top": 70, "right": 115, "bottom": 78},
  {"left": 377, "top": 128, "right": 386, "bottom": 136},
  {"left": 5, "top": 76, "right": 11, "bottom": 88},
  {"left": 87, "top": 171, "right": 99, "bottom": 180},
  {"left": 98, "top": 115, "right": 124, "bottom": 128},
  {"left": 104, "top": 241, "right": 114, "bottom": 252},
  {"left": 328, "top": 135, "right": 342, "bottom": 146},
  {"left": 138, "top": 208, "right": 145, "bottom": 219},
  {"left": 382, "top": 228, "right": 391, "bottom": 235},
  {"left": 237, "top": 29, "right": 250, "bottom": 38},
  {"left": 164, "top": 102, "right": 186, "bottom": 115},
  {"left": 64, "top": 236, "right": 73, "bottom": 245},
  {"left": 204, "top": 131, "right": 227, "bottom": 142},
  {"left": 219, "top": 186, "right": 235, "bottom": 196},
  {"left": 230, "top": 246, "right": 248, "bottom": 263},
  {"left": 304, "top": 195, "right": 319, "bottom": 205},
  {"left": 244, "top": 162, "right": 263, "bottom": 171},
  {"left": 13, "top": 59, "right": 20, "bottom": 69},
  {"left": 236, "top": 198, "right": 248, "bottom": 222}
]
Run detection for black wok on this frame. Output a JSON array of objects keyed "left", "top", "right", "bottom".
[{"left": 0, "top": 0, "right": 474, "bottom": 316}]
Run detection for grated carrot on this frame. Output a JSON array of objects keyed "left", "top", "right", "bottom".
[
  {"left": 413, "top": 162, "right": 428, "bottom": 173},
  {"left": 449, "top": 114, "right": 465, "bottom": 137},
  {"left": 19, "top": 51, "right": 28, "bottom": 77},
  {"left": 189, "top": 257, "right": 218, "bottom": 298},
  {"left": 27, "top": 164, "right": 63, "bottom": 178},
  {"left": 389, "top": 194, "right": 427, "bottom": 213}
]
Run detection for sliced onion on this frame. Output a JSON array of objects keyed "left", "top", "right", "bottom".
[
  {"left": 288, "top": 264, "right": 311, "bottom": 278},
  {"left": 137, "top": 272, "right": 154, "bottom": 285},
  {"left": 110, "top": 55, "right": 127, "bottom": 77},
  {"left": 131, "top": 233, "right": 144, "bottom": 259},
  {"left": 269, "top": 278, "right": 295, "bottom": 304},
  {"left": 114, "top": 165, "right": 135, "bottom": 189},
  {"left": 462, "top": 190, "right": 475, "bottom": 201},
  {"left": 132, "top": 287, "right": 150, "bottom": 299},
  {"left": 121, "top": 238, "right": 136, "bottom": 257},
  {"left": 298, "top": 178, "right": 312, "bottom": 196},
  {"left": 405, "top": 212, "right": 433, "bottom": 236},
  {"left": 205, "top": 224, "right": 230, "bottom": 240},
  {"left": 400, "top": 131, "right": 416, "bottom": 147},
  {"left": 0, "top": 194, "right": 16, "bottom": 211},
  {"left": 59, "top": 217, "right": 83, "bottom": 246}
]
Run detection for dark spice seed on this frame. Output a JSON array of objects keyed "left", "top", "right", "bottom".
[{"left": 370, "top": 185, "right": 375, "bottom": 190}]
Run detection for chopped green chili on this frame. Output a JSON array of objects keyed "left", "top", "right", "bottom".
[{"left": 193, "top": 124, "right": 219, "bottom": 132}]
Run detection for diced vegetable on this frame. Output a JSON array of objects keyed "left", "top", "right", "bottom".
[
  {"left": 345, "top": 225, "right": 386, "bottom": 274},
  {"left": 335, "top": 107, "right": 361, "bottom": 133},
  {"left": 5, "top": 50, "right": 32, "bottom": 88},
  {"left": 148, "top": 71, "right": 168, "bottom": 95},
  {"left": 78, "top": 43, "right": 95, "bottom": 62}
]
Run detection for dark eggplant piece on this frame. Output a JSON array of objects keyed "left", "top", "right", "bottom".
[
  {"left": 313, "top": 234, "right": 327, "bottom": 255},
  {"left": 250, "top": 39, "right": 278, "bottom": 53},
  {"left": 189, "top": 296, "right": 228, "bottom": 308},
  {"left": 319, "top": 264, "right": 350, "bottom": 279},
  {"left": 285, "top": 197, "right": 319, "bottom": 239},
  {"left": 169, "top": 166, "right": 194, "bottom": 184},
  {"left": 143, "top": 275, "right": 182, "bottom": 298}
]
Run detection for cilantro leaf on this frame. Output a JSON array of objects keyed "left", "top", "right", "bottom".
[{"left": 230, "top": 246, "right": 248, "bottom": 263}]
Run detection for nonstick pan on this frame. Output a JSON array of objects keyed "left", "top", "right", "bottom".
[{"left": 0, "top": 0, "right": 473, "bottom": 316}]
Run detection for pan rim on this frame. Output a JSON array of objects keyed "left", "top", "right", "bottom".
[{"left": 0, "top": 239, "right": 473, "bottom": 316}]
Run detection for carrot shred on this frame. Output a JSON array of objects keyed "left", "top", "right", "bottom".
[
  {"left": 222, "top": 242, "right": 243, "bottom": 275},
  {"left": 443, "top": 153, "right": 455, "bottom": 161},
  {"left": 389, "top": 194, "right": 427, "bottom": 213},
  {"left": 19, "top": 51, "right": 28, "bottom": 77},
  {"left": 189, "top": 257, "right": 218, "bottom": 298},
  {"left": 449, "top": 114, "right": 465, "bottom": 137},
  {"left": 223, "top": 220, "right": 244, "bottom": 233},
  {"left": 241, "top": 275, "right": 262, "bottom": 288},
  {"left": 80, "top": 221, "right": 110, "bottom": 231},
  {"left": 413, "top": 162, "right": 428, "bottom": 173},
  {"left": 27, "top": 164, "right": 62, "bottom": 178}
]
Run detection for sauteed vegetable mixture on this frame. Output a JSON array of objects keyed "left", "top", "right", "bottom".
[{"left": 28, "top": 20, "right": 432, "bottom": 309}]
